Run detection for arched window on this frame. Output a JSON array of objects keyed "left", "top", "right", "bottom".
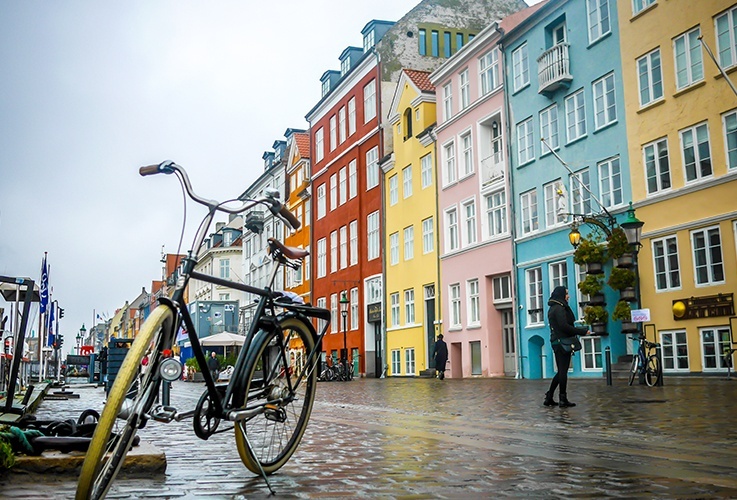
[{"left": 403, "top": 108, "right": 413, "bottom": 141}]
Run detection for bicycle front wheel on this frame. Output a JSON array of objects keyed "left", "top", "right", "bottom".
[
  {"left": 76, "top": 305, "right": 174, "bottom": 500},
  {"left": 645, "top": 355, "right": 661, "bottom": 387},
  {"left": 628, "top": 355, "right": 639, "bottom": 386},
  {"left": 234, "top": 317, "right": 318, "bottom": 475}
]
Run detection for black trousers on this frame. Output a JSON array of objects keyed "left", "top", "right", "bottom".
[{"left": 547, "top": 346, "right": 572, "bottom": 396}]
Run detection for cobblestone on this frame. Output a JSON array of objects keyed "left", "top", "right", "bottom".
[{"left": 2, "top": 376, "right": 737, "bottom": 498}]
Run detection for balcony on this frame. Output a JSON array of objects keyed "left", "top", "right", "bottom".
[
  {"left": 537, "top": 43, "right": 572, "bottom": 96},
  {"left": 481, "top": 153, "right": 504, "bottom": 187},
  {"left": 244, "top": 210, "right": 264, "bottom": 234}
]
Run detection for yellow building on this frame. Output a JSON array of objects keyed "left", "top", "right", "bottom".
[
  {"left": 619, "top": 0, "right": 737, "bottom": 374},
  {"left": 383, "top": 70, "right": 441, "bottom": 377}
]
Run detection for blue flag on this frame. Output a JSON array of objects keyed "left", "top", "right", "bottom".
[
  {"left": 47, "top": 301, "right": 56, "bottom": 347},
  {"left": 40, "top": 254, "right": 49, "bottom": 314}
]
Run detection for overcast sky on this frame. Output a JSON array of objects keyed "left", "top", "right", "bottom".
[{"left": 0, "top": 0, "right": 539, "bottom": 351}]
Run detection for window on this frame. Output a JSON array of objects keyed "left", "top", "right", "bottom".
[
  {"left": 402, "top": 165, "right": 413, "bottom": 198},
  {"left": 403, "top": 226, "right": 414, "bottom": 261},
  {"left": 674, "top": 27, "right": 703, "bottom": 90},
  {"left": 461, "top": 132, "right": 473, "bottom": 176},
  {"left": 367, "top": 211, "right": 380, "bottom": 260},
  {"left": 544, "top": 181, "right": 562, "bottom": 229},
  {"left": 575, "top": 265, "right": 588, "bottom": 317},
  {"left": 446, "top": 207, "right": 459, "bottom": 252},
  {"left": 421, "top": 153, "right": 433, "bottom": 188},
  {"left": 462, "top": 199, "right": 477, "bottom": 246},
  {"left": 422, "top": 217, "right": 434, "bottom": 254},
  {"left": 348, "top": 97, "right": 356, "bottom": 135},
  {"left": 526, "top": 267, "right": 543, "bottom": 325},
  {"left": 512, "top": 43, "right": 529, "bottom": 92},
  {"left": 637, "top": 49, "right": 663, "bottom": 107},
  {"left": 643, "top": 138, "right": 671, "bottom": 195},
  {"left": 316, "top": 297, "right": 327, "bottom": 332},
  {"left": 593, "top": 73, "right": 616, "bottom": 129},
  {"left": 349, "top": 159, "right": 357, "bottom": 199},
  {"left": 443, "top": 142, "right": 457, "bottom": 185},
  {"left": 444, "top": 32, "right": 452, "bottom": 58},
  {"left": 443, "top": 83, "right": 453, "bottom": 121},
  {"left": 389, "top": 175, "right": 398, "bottom": 206},
  {"left": 598, "top": 157, "right": 622, "bottom": 208},
  {"left": 485, "top": 189, "right": 507, "bottom": 238},
  {"left": 339, "top": 167, "right": 347, "bottom": 205},
  {"left": 317, "top": 184, "right": 326, "bottom": 219},
  {"left": 520, "top": 189, "right": 538, "bottom": 235},
  {"left": 431, "top": 30, "right": 439, "bottom": 57},
  {"left": 459, "top": 69, "right": 470, "bottom": 110},
  {"left": 661, "top": 330, "right": 689, "bottom": 371},
  {"left": 581, "top": 336, "right": 603, "bottom": 370},
  {"left": 330, "top": 294, "right": 337, "bottom": 333},
  {"left": 330, "top": 231, "right": 337, "bottom": 274},
  {"left": 366, "top": 146, "right": 379, "bottom": 190},
  {"left": 338, "top": 107, "right": 346, "bottom": 144},
  {"left": 220, "top": 258, "right": 230, "bottom": 279},
  {"left": 587, "top": 0, "right": 610, "bottom": 43},
  {"left": 691, "top": 226, "right": 724, "bottom": 285},
  {"left": 390, "top": 232, "right": 399, "bottom": 266},
  {"left": 363, "top": 80, "right": 376, "bottom": 122},
  {"left": 517, "top": 118, "right": 534, "bottom": 164},
  {"left": 570, "top": 169, "right": 591, "bottom": 215},
  {"left": 716, "top": 6, "right": 737, "bottom": 70},
  {"left": 330, "top": 174, "right": 337, "bottom": 210},
  {"left": 350, "top": 288, "right": 358, "bottom": 330},
  {"left": 340, "top": 226, "right": 347, "bottom": 269},
  {"left": 565, "top": 89, "right": 587, "bottom": 142},
  {"left": 652, "top": 235, "right": 681, "bottom": 291},
  {"left": 349, "top": 220, "right": 358, "bottom": 265},
  {"left": 722, "top": 110, "right": 737, "bottom": 170},
  {"left": 680, "top": 123, "right": 712, "bottom": 182},
  {"left": 418, "top": 29, "right": 427, "bottom": 56},
  {"left": 449, "top": 283, "right": 461, "bottom": 327},
  {"left": 633, "top": 0, "right": 655, "bottom": 15},
  {"left": 363, "top": 29, "right": 375, "bottom": 52},
  {"left": 480, "top": 49, "right": 500, "bottom": 95},
  {"left": 540, "top": 104, "right": 559, "bottom": 152},
  {"left": 493, "top": 275, "right": 512, "bottom": 303},
  {"left": 701, "top": 326, "right": 732, "bottom": 370},
  {"left": 317, "top": 238, "right": 327, "bottom": 278},
  {"left": 467, "top": 279, "right": 480, "bottom": 325},
  {"left": 456, "top": 33, "right": 464, "bottom": 51},
  {"left": 390, "top": 292, "right": 400, "bottom": 327},
  {"left": 329, "top": 115, "right": 337, "bottom": 151},
  {"left": 391, "top": 349, "right": 401, "bottom": 375},
  {"left": 549, "top": 261, "right": 568, "bottom": 289},
  {"left": 405, "top": 348, "right": 415, "bottom": 375},
  {"left": 315, "top": 128, "right": 324, "bottom": 162},
  {"left": 404, "top": 289, "right": 415, "bottom": 324}
]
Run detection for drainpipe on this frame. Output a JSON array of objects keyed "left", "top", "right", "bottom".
[{"left": 373, "top": 47, "right": 388, "bottom": 379}]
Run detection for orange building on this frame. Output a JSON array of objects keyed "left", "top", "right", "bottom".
[{"left": 284, "top": 129, "right": 312, "bottom": 304}]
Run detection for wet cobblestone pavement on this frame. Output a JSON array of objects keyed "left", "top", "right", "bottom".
[{"left": 2, "top": 375, "right": 737, "bottom": 498}]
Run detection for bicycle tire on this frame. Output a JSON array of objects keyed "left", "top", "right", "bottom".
[
  {"left": 645, "top": 355, "right": 661, "bottom": 387},
  {"left": 628, "top": 355, "right": 639, "bottom": 386},
  {"left": 76, "top": 305, "right": 174, "bottom": 500},
  {"left": 234, "top": 317, "right": 318, "bottom": 475}
]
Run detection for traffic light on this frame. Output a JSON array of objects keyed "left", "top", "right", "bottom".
[
  {"left": 58, "top": 336, "right": 64, "bottom": 349},
  {"left": 59, "top": 308, "right": 65, "bottom": 319}
]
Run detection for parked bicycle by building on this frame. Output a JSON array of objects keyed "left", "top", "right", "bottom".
[{"left": 628, "top": 335, "right": 662, "bottom": 387}]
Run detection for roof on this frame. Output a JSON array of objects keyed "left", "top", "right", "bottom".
[
  {"left": 404, "top": 69, "right": 434, "bottom": 93},
  {"left": 499, "top": 0, "right": 548, "bottom": 34},
  {"left": 294, "top": 132, "right": 311, "bottom": 158}
]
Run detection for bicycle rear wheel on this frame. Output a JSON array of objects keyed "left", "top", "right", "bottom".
[
  {"left": 234, "top": 317, "right": 318, "bottom": 475},
  {"left": 645, "top": 355, "right": 661, "bottom": 387},
  {"left": 628, "top": 355, "right": 639, "bottom": 386},
  {"left": 76, "top": 305, "right": 174, "bottom": 500}
]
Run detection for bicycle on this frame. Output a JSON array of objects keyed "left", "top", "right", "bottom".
[
  {"left": 628, "top": 335, "right": 662, "bottom": 387},
  {"left": 76, "top": 161, "right": 331, "bottom": 500}
]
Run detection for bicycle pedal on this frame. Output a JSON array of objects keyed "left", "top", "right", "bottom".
[{"left": 151, "top": 405, "right": 178, "bottom": 423}]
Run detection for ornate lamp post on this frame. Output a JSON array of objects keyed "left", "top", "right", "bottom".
[
  {"left": 339, "top": 291, "right": 350, "bottom": 379},
  {"left": 77, "top": 324, "right": 86, "bottom": 355},
  {"left": 620, "top": 202, "right": 645, "bottom": 332}
]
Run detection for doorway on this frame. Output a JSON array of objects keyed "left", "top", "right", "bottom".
[{"left": 502, "top": 309, "right": 516, "bottom": 376}]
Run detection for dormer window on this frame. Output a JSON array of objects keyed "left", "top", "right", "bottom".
[
  {"left": 363, "top": 30, "right": 375, "bottom": 52},
  {"left": 403, "top": 108, "right": 413, "bottom": 141},
  {"left": 223, "top": 231, "right": 233, "bottom": 247},
  {"left": 341, "top": 57, "right": 350, "bottom": 76},
  {"left": 321, "top": 79, "right": 330, "bottom": 97}
]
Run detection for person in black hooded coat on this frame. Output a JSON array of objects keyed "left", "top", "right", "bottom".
[{"left": 544, "top": 286, "right": 589, "bottom": 408}]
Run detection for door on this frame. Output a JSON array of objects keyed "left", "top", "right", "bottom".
[
  {"left": 425, "top": 285, "right": 436, "bottom": 369},
  {"left": 502, "top": 309, "right": 516, "bottom": 375}
]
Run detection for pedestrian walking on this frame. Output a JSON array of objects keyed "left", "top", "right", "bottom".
[
  {"left": 207, "top": 351, "right": 220, "bottom": 382},
  {"left": 544, "top": 286, "right": 589, "bottom": 408},
  {"left": 433, "top": 334, "right": 448, "bottom": 380}
]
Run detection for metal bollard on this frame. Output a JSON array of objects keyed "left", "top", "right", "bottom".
[
  {"left": 656, "top": 344, "right": 664, "bottom": 386},
  {"left": 605, "top": 347, "right": 612, "bottom": 386}
]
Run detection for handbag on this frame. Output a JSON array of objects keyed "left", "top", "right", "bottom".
[{"left": 559, "top": 336, "right": 582, "bottom": 353}]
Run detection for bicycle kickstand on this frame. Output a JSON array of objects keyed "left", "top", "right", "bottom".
[{"left": 237, "top": 425, "right": 275, "bottom": 495}]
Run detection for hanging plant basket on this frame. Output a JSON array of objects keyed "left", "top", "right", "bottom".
[
  {"left": 621, "top": 321, "right": 638, "bottom": 333},
  {"left": 587, "top": 293, "right": 606, "bottom": 305},
  {"left": 620, "top": 287, "right": 637, "bottom": 302},
  {"left": 586, "top": 262, "right": 604, "bottom": 275},
  {"left": 591, "top": 322, "right": 607, "bottom": 335},
  {"left": 616, "top": 252, "right": 635, "bottom": 268}
]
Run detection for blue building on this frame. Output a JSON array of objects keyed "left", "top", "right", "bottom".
[{"left": 502, "top": 0, "right": 630, "bottom": 379}]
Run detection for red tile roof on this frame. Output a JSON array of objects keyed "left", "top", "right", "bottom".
[
  {"left": 404, "top": 69, "right": 434, "bottom": 92},
  {"left": 499, "top": 0, "right": 548, "bottom": 34},
  {"left": 294, "top": 132, "right": 310, "bottom": 158}
]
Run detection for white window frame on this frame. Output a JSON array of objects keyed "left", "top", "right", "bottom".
[
  {"left": 338, "top": 106, "right": 347, "bottom": 144},
  {"left": 673, "top": 27, "right": 704, "bottom": 90},
  {"left": 700, "top": 326, "right": 732, "bottom": 371},
  {"left": 459, "top": 69, "right": 470, "bottom": 110},
  {"left": 643, "top": 137, "right": 672, "bottom": 195},
  {"left": 716, "top": 6, "right": 737, "bottom": 70},
  {"left": 660, "top": 330, "right": 689, "bottom": 372},
  {"left": 363, "top": 79, "right": 376, "bottom": 123},
  {"left": 443, "top": 82, "right": 453, "bottom": 121},
  {"left": 350, "top": 220, "right": 358, "bottom": 265},
  {"left": 637, "top": 48, "right": 663, "bottom": 107},
  {"left": 404, "top": 288, "right": 415, "bottom": 325},
  {"left": 723, "top": 110, "right": 737, "bottom": 170},
  {"left": 315, "top": 127, "right": 324, "bottom": 163},
  {"left": 520, "top": 189, "right": 538, "bottom": 236},
  {"left": 690, "top": 226, "right": 725, "bottom": 286},
  {"left": 565, "top": 89, "right": 587, "bottom": 143},
  {"left": 339, "top": 167, "right": 347, "bottom": 205},
  {"left": 402, "top": 165, "right": 413, "bottom": 198},
  {"left": 366, "top": 146, "right": 379, "bottom": 190},
  {"left": 544, "top": 180, "right": 562, "bottom": 229},
  {"left": 389, "top": 175, "right": 398, "bottom": 206},
  {"left": 339, "top": 226, "right": 347, "bottom": 269},
  {"left": 449, "top": 283, "right": 462, "bottom": 328},
  {"left": 484, "top": 189, "right": 507, "bottom": 239},
  {"left": 329, "top": 174, "right": 337, "bottom": 211},
  {"left": 330, "top": 231, "right": 338, "bottom": 274},
  {"left": 539, "top": 104, "right": 559, "bottom": 153},
  {"left": 367, "top": 211, "right": 380, "bottom": 261},
  {"left": 329, "top": 115, "right": 337, "bottom": 151},
  {"left": 680, "top": 122, "right": 712, "bottom": 183},
  {"left": 348, "top": 97, "right": 356, "bottom": 136},
  {"left": 549, "top": 261, "right": 568, "bottom": 290},
  {"left": 422, "top": 217, "right": 434, "bottom": 254},
  {"left": 517, "top": 117, "right": 534, "bottom": 165},
  {"left": 598, "top": 156, "right": 623, "bottom": 209},
  {"left": 467, "top": 279, "right": 480, "bottom": 326},
  {"left": 492, "top": 275, "right": 512, "bottom": 304},
  {"left": 587, "top": 0, "right": 611, "bottom": 43},
  {"left": 443, "top": 141, "right": 457, "bottom": 186},
  {"left": 317, "top": 183, "right": 326, "bottom": 219},
  {"left": 460, "top": 131, "right": 474, "bottom": 177},
  {"left": 390, "top": 292, "right": 400, "bottom": 327},
  {"left": 570, "top": 169, "right": 591, "bottom": 215},
  {"left": 526, "top": 267, "right": 543, "bottom": 326},
  {"left": 652, "top": 235, "right": 681, "bottom": 291},
  {"left": 462, "top": 198, "right": 477, "bottom": 246},
  {"left": 391, "top": 349, "right": 401, "bottom": 375},
  {"left": 390, "top": 232, "right": 399, "bottom": 266},
  {"left": 350, "top": 287, "right": 359, "bottom": 330},
  {"left": 317, "top": 238, "right": 327, "bottom": 278},
  {"left": 445, "top": 207, "right": 459, "bottom": 252},
  {"left": 405, "top": 348, "right": 415, "bottom": 375},
  {"left": 348, "top": 159, "right": 357, "bottom": 199},
  {"left": 479, "top": 49, "right": 500, "bottom": 95},
  {"left": 512, "top": 43, "right": 529, "bottom": 92},
  {"left": 421, "top": 153, "right": 433, "bottom": 188},
  {"left": 403, "top": 226, "right": 414, "bottom": 261},
  {"left": 581, "top": 336, "right": 603, "bottom": 371},
  {"left": 632, "top": 0, "right": 656, "bottom": 16},
  {"left": 593, "top": 72, "right": 617, "bottom": 130}
]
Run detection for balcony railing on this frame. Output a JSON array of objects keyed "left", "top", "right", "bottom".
[
  {"left": 481, "top": 153, "right": 504, "bottom": 186},
  {"left": 537, "top": 43, "right": 572, "bottom": 95}
]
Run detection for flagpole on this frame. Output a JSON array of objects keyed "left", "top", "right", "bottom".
[{"left": 699, "top": 35, "right": 737, "bottom": 98}]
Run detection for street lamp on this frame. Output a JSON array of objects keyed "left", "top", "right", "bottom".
[
  {"left": 568, "top": 221, "right": 582, "bottom": 248},
  {"left": 77, "top": 324, "right": 86, "bottom": 355},
  {"left": 620, "top": 202, "right": 644, "bottom": 248},
  {"left": 339, "top": 291, "right": 349, "bottom": 378}
]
